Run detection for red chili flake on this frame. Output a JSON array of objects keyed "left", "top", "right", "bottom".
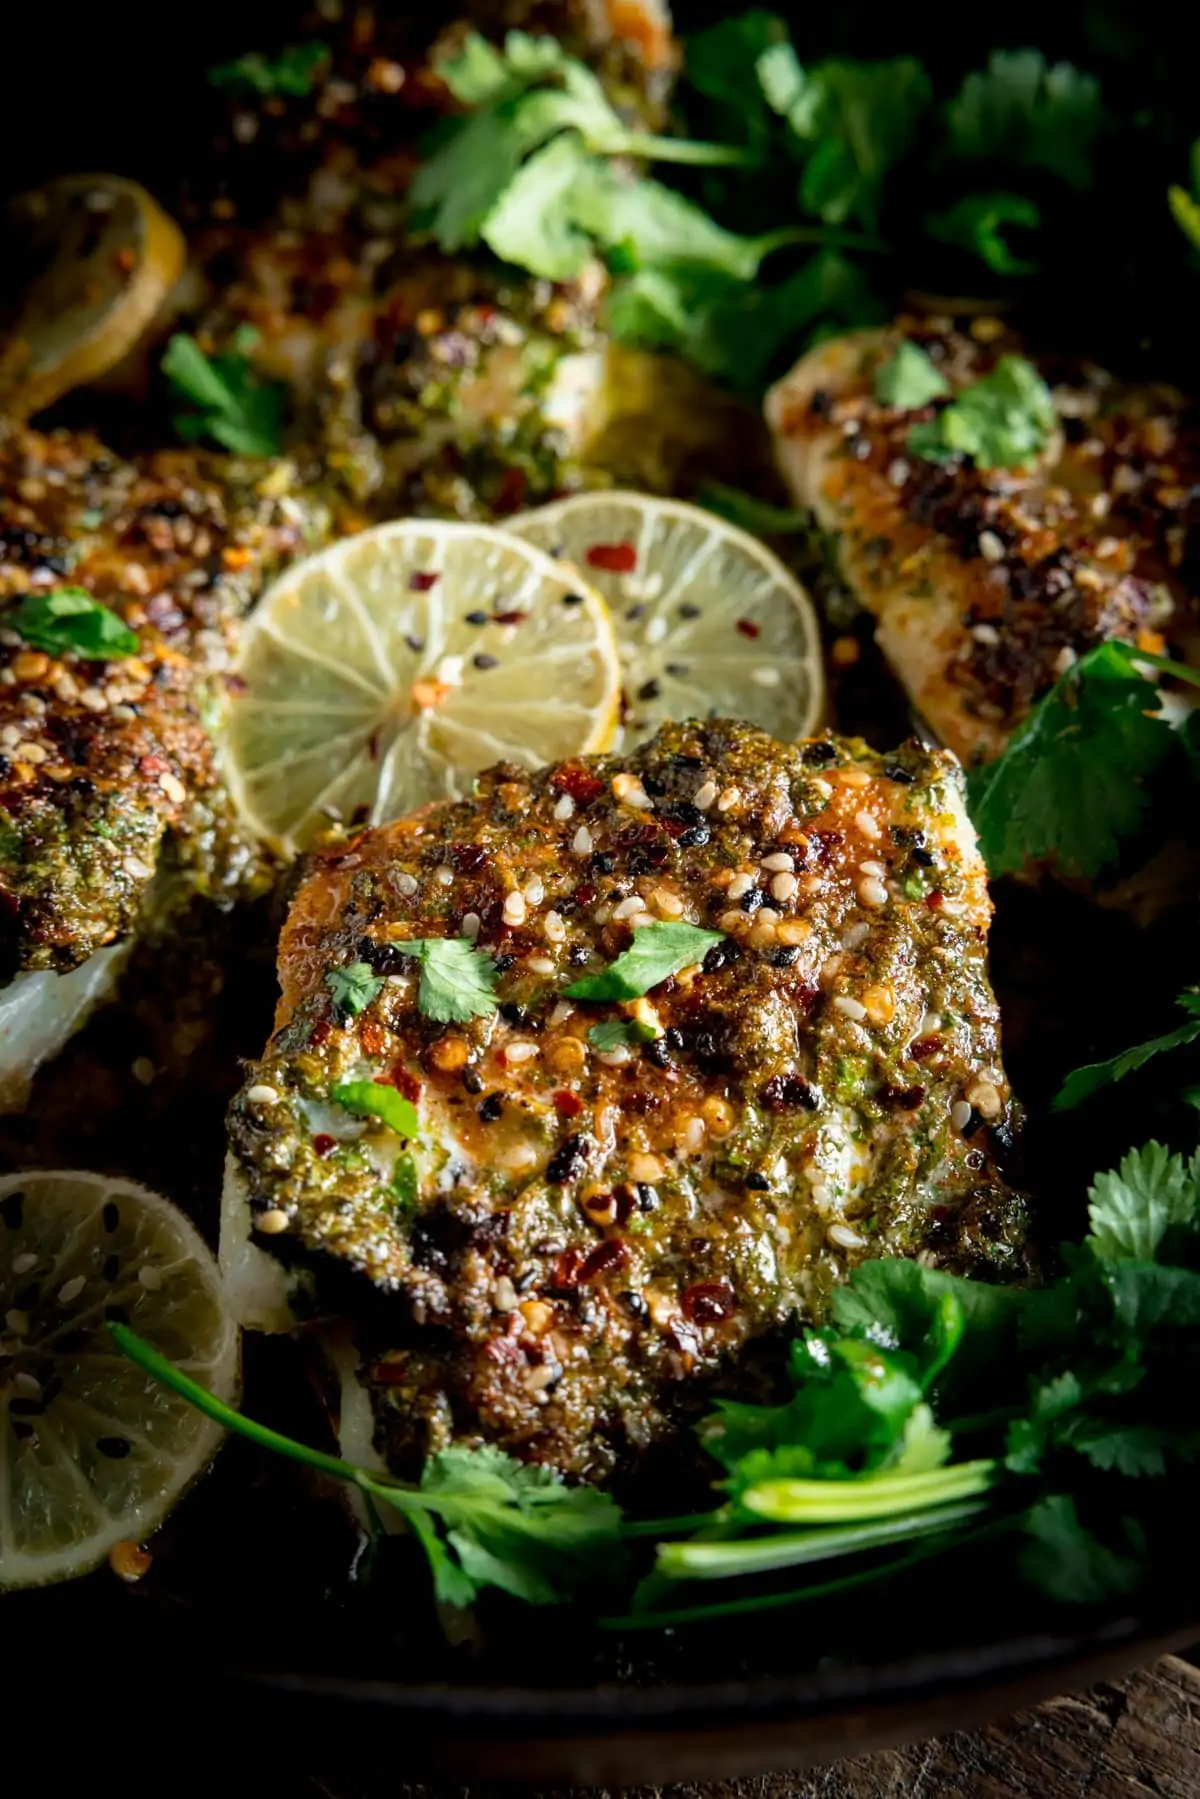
[
  {"left": 735, "top": 618, "right": 761, "bottom": 639},
  {"left": 573, "top": 882, "right": 597, "bottom": 907},
  {"left": 585, "top": 540, "right": 637, "bottom": 573},
  {"left": 370, "top": 1362, "right": 409, "bottom": 1386},
  {"left": 908, "top": 1035, "right": 944, "bottom": 1063},
  {"left": 224, "top": 672, "right": 248, "bottom": 696},
  {"left": 312, "top": 1134, "right": 337, "bottom": 1158},
  {"left": 552, "top": 1089, "right": 584, "bottom": 1117},
  {"left": 491, "top": 608, "right": 530, "bottom": 626},
  {"left": 580, "top": 1239, "right": 629, "bottom": 1282},
  {"left": 925, "top": 889, "right": 944, "bottom": 910},
  {"left": 447, "top": 841, "right": 487, "bottom": 873},
  {"left": 410, "top": 570, "right": 439, "bottom": 591},
  {"left": 551, "top": 762, "right": 605, "bottom": 806},
  {"left": 386, "top": 1064, "right": 423, "bottom": 1103},
  {"left": 308, "top": 1019, "right": 333, "bottom": 1050},
  {"left": 681, "top": 1280, "right": 736, "bottom": 1325},
  {"left": 878, "top": 1084, "right": 926, "bottom": 1111},
  {"left": 138, "top": 754, "right": 167, "bottom": 776},
  {"left": 494, "top": 467, "right": 528, "bottom": 514},
  {"left": 551, "top": 1247, "right": 587, "bottom": 1290}
]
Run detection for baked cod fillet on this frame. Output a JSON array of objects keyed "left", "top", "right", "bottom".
[
  {"left": 767, "top": 321, "right": 1200, "bottom": 766},
  {"left": 227, "top": 719, "right": 1027, "bottom": 1481}
]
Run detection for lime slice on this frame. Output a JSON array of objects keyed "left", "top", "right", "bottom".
[
  {"left": 508, "top": 491, "right": 826, "bottom": 749},
  {"left": 0, "top": 947, "right": 128, "bottom": 1117},
  {"left": 0, "top": 174, "right": 185, "bottom": 420},
  {"left": 0, "top": 1171, "right": 237, "bottom": 1589},
  {"left": 220, "top": 519, "right": 620, "bottom": 855}
]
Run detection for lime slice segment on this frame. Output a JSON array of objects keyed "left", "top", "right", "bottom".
[
  {"left": 509, "top": 491, "right": 826, "bottom": 749},
  {"left": 0, "top": 1171, "right": 237, "bottom": 1589},
  {"left": 221, "top": 519, "right": 620, "bottom": 854},
  {"left": 0, "top": 175, "right": 185, "bottom": 419}
]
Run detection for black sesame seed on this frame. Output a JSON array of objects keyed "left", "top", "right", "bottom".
[
  {"left": 97, "top": 1436, "right": 132, "bottom": 1459},
  {"left": 665, "top": 1027, "right": 686, "bottom": 1051},
  {"left": 617, "top": 1289, "right": 649, "bottom": 1321},
  {"left": 637, "top": 678, "right": 661, "bottom": 702},
  {"left": 1, "top": 1191, "right": 24, "bottom": 1229},
  {"left": 740, "top": 886, "right": 764, "bottom": 913},
  {"left": 590, "top": 851, "right": 616, "bottom": 875},
  {"left": 912, "top": 847, "right": 936, "bottom": 867},
  {"left": 473, "top": 653, "right": 499, "bottom": 670},
  {"left": 677, "top": 824, "right": 710, "bottom": 848},
  {"left": 404, "top": 633, "right": 425, "bottom": 654},
  {"left": 464, "top": 609, "right": 489, "bottom": 626},
  {"left": 766, "top": 945, "right": 801, "bottom": 967},
  {"left": 102, "top": 1202, "right": 119, "bottom": 1233},
  {"left": 562, "top": 592, "right": 586, "bottom": 606},
  {"left": 499, "top": 1001, "right": 527, "bottom": 1027},
  {"left": 644, "top": 1038, "right": 673, "bottom": 1069},
  {"left": 625, "top": 603, "right": 646, "bottom": 621},
  {"left": 801, "top": 740, "right": 837, "bottom": 765},
  {"left": 546, "top": 1134, "right": 588, "bottom": 1185},
  {"left": 745, "top": 1171, "right": 771, "bottom": 1191},
  {"left": 636, "top": 1183, "right": 660, "bottom": 1212},
  {"left": 664, "top": 662, "right": 690, "bottom": 677},
  {"left": 493, "top": 953, "right": 516, "bottom": 972},
  {"left": 478, "top": 1093, "right": 503, "bottom": 1123},
  {"left": 809, "top": 388, "right": 831, "bottom": 417},
  {"left": 677, "top": 602, "right": 701, "bottom": 620},
  {"left": 883, "top": 762, "right": 917, "bottom": 784},
  {"left": 461, "top": 1067, "right": 484, "bottom": 1095},
  {"left": 703, "top": 939, "right": 742, "bottom": 973}
]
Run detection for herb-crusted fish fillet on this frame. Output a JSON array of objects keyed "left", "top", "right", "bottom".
[
  {"left": 228, "top": 719, "right": 1027, "bottom": 1480},
  {"left": 0, "top": 426, "right": 320, "bottom": 978},
  {"left": 766, "top": 321, "right": 1199, "bottom": 765}
]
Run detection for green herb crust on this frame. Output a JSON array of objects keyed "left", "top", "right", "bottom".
[{"left": 229, "top": 719, "right": 1028, "bottom": 1481}]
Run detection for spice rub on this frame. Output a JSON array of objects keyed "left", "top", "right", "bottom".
[
  {"left": 228, "top": 718, "right": 1027, "bottom": 1480},
  {"left": 767, "top": 321, "right": 1200, "bottom": 765}
]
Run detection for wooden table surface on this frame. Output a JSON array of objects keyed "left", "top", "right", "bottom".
[{"left": 289, "top": 1654, "right": 1198, "bottom": 1799}]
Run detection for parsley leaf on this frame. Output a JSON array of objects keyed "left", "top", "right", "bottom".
[
  {"left": 565, "top": 921, "right": 723, "bottom": 1001},
  {"left": 1087, "top": 1142, "right": 1200, "bottom": 1263},
  {"left": 588, "top": 1019, "right": 656, "bottom": 1052},
  {"left": 209, "top": 41, "right": 329, "bottom": 97},
  {"left": 967, "top": 642, "right": 1177, "bottom": 879},
  {"left": 8, "top": 587, "right": 138, "bottom": 661},
  {"left": 908, "top": 355, "right": 1056, "bottom": 468},
  {"left": 161, "top": 331, "right": 285, "bottom": 458},
  {"left": 331, "top": 1080, "right": 419, "bottom": 1141},
  {"left": 325, "top": 962, "right": 383, "bottom": 1020},
  {"left": 873, "top": 341, "right": 949, "bottom": 409},
  {"left": 926, "top": 192, "right": 1041, "bottom": 275},
  {"left": 945, "top": 50, "right": 1103, "bottom": 189},
  {"left": 1055, "top": 993, "right": 1200, "bottom": 1110},
  {"left": 392, "top": 938, "right": 498, "bottom": 1024}
]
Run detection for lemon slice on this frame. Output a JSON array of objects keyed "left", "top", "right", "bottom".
[
  {"left": 0, "top": 1171, "right": 237, "bottom": 1589},
  {"left": 0, "top": 174, "right": 185, "bottom": 419},
  {"left": 508, "top": 491, "right": 826, "bottom": 749},
  {"left": 220, "top": 519, "right": 620, "bottom": 855}
]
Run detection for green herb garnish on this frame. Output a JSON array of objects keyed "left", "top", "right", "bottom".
[
  {"left": 8, "top": 588, "right": 138, "bottom": 661},
  {"left": 566, "top": 921, "right": 723, "bottom": 1002},
  {"left": 588, "top": 1019, "right": 657, "bottom": 1052},
  {"left": 945, "top": 49, "right": 1103, "bottom": 189},
  {"left": 925, "top": 192, "right": 1041, "bottom": 275},
  {"left": 1056, "top": 992, "right": 1200, "bottom": 1112},
  {"left": 391, "top": 938, "right": 499, "bottom": 1024},
  {"left": 331, "top": 1080, "right": 419, "bottom": 1141},
  {"left": 696, "top": 483, "right": 808, "bottom": 535},
  {"left": 161, "top": 330, "right": 285, "bottom": 458},
  {"left": 325, "top": 963, "right": 384, "bottom": 1020},
  {"left": 907, "top": 355, "right": 1056, "bottom": 468},
  {"left": 209, "top": 41, "right": 329, "bottom": 97},
  {"left": 391, "top": 1152, "right": 419, "bottom": 1212},
  {"left": 110, "top": 1324, "right": 621, "bottom": 1612},
  {"left": 872, "top": 341, "right": 949, "bottom": 409}
]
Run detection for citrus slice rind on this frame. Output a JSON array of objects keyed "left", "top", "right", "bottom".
[
  {"left": 220, "top": 518, "right": 620, "bottom": 855},
  {"left": 508, "top": 491, "right": 826, "bottom": 750},
  {"left": 0, "top": 1170, "right": 237, "bottom": 1589},
  {"left": 0, "top": 944, "right": 128, "bottom": 1117},
  {"left": 0, "top": 174, "right": 186, "bottom": 420}
]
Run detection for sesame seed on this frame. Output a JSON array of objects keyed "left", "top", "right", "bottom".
[
  {"left": 493, "top": 1276, "right": 519, "bottom": 1312},
  {"left": 628, "top": 1153, "right": 665, "bottom": 1183},
  {"left": 614, "top": 895, "right": 644, "bottom": 921},
  {"left": 920, "top": 1012, "right": 942, "bottom": 1035},
  {"left": 544, "top": 910, "right": 566, "bottom": 943},
  {"left": 858, "top": 877, "right": 889, "bottom": 909},
  {"left": 138, "top": 1265, "right": 165, "bottom": 1292},
  {"left": 462, "top": 911, "right": 481, "bottom": 940},
  {"left": 693, "top": 780, "right": 718, "bottom": 811},
  {"left": 396, "top": 872, "right": 419, "bottom": 897},
  {"left": 503, "top": 891, "right": 527, "bottom": 926},
  {"left": 79, "top": 686, "right": 107, "bottom": 712},
  {"left": 246, "top": 1084, "right": 279, "bottom": 1105},
  {"left": 524, "top": 875, "right": 545, "bottom": 906},
  {"left": 435, "top": 864, "right": 454, "bottom": 885},
  {"left": 972, "top": 622, "right": 1001, "bottom": 646},
  {"left": 58, "top": 1275, "right": 86, "bottom": 1304},
  {"left": 597, "top": 1046, "right": 632, "bottom": 1067},
  {"left": 887, "top": 458, "right": 911, "bottom": 486},
  {"left": 854, "top": 810, "right": 881, "bottom": 840},
  {"left": 716, "top": 786, "right": 741, "bottom": 813},
  {"left": 13, "top": 1372, "right": 42, "bottom": 1401},
  {"left": 977, "top": 530, "right": 1005, "bottom": 563},
  {"left": 652, "top": 887, "right": 684, "bottom": 917},
  {"left": 505, "top": 1041, "right": 540, "bottom": 1064},
  {"left": 951, "top": 1100, "right": 973, "bottom": 1131},
  {"left": 593, "top": 904, "right": 613, "bottom": 926},
  {"left": 11, "top": 1252, "right": 37, "bottom": 1275},
  {"left": 833, "top": 996, "right": 867, "bottom": 1021},
  {"left": 841, "top": 921, "right": 871, "bottom": 950},
  {"left": 728, "top": 873, "right": 755, "bottom": 900},
  {"left": 770, "top": 872, "right": 798, "bottom": 903},
  {"left": 123, "top": 856, "right": 155, "bottom": 882},
  {"left": 548, "top": 1000, "right": 574, "bottom": 1027},
  {"left": 15, "top": 741, "right": 47, "bottom": 764},
  {"left": 678, "top": 1116, "right": 706, "bottom": 1154},
  {"left": 572, "top": 825, "right": 594, "bottom": 854},
  {"left": 752, "top": 667, "right": 781, "bottom": 687},
  {"left": 646, "top": 617, "right": 668, "bottom": 644},
  {"left": 553, "top": 794, "right": 575, "bottom": 821},
  {"left": 828, "top": 1222, "right": 867, "bottom": 1251},
  {"left": 159, "top": 771, "right": 187, "bottom": 805},
  {"left": 810, "top": 1183, "right": 832, "bottom": 1211},
  {"left": 5, "top": 1309, "right": 30, "bottom": 1335},
  {"left": 858, "top": 859, "right": 887, "bottom": 878},
  {"left": 527, "top": 956, "right": 555, "bottom": 975},
  {"left": 131, "top": 1057, "right": 155, "bottom": 1086},
  {"left": 256, "top": 1209, "right": 290, "bottom": 1236},
  {"left": 761, "top": 852, "right": 794, "bottom": 872}
]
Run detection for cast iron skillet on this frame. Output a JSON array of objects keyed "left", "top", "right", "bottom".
[{"left": 1, "top": 2, "right": 1198, "bottom": 1782}]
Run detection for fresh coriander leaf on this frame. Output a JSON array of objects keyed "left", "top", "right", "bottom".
[
  {"left": 1055, "top": 992, "right": 1200, "bottom": 1110},
  {"left": 209, "top": 41, "right": 329, "bottom": 97},
  {"left": 1087, "top": 1141, "right": 1199, "bottom": 1262},
  {"left": 1004, "top": 1370, "right": 1087, "bottom": 1475},
  {"left": 481, "top": 134, "right": 596, "bottom": 279},
  {"left": 566, "top": 921, "right": 722, "bottom": 1001},
  {"left": 1169, "top": 181, "right": 1200, "bottom": 253},
  {"left": 966, "top": 641, "right": 1174, "bottom": 878},
  {"left": 436, "top": 31, "right": 515, "bottom": 104},
  {"left": 569, "top": 164, "right": 768, "bottom": 277},
  {"left": 926, "top": 192, "right": 1041, "bottom": 275},
  {"left": 909, "top": 355, "right": 1055, "bottom": 468},
  {"left": 8, "top": 587, "right": 138, "bottom": 660},
  {"left": 686, "top": 10, "right": 788, "bottom": 148},
  {"left": 946, "top": 51, "right": 1103, "bottom": 189},
  {"left": 1070, "top": 1421, "right": 1178, "bottom": 1480},
  {"left": 392, "top": 937, "right": 498, "bottom": 1024},
  {"left": 1020, "top": 1494, "right": 1143, "bottom": 1602},
  {"left": 1103, "top": 1262, "right": 1200, "bottom": 1335},
  {"left": 161, "top": 332, "right": 284, "bottom": 457},
  {"left": 782, "top": 59, "right": 932, "bottom": 233},
  {"left": 325, "top": 962, "right": 383, "bottom": 1019},
  {"left": 331, "top": 1079, "right": 419, "bottom": 1140},
  {"left": 588, "top": 1019, "right": 656, "bottom": 1051},
  {"left": 873, "top": 341, "right": 950, "bottom": 409},
  {"left": 391, "top": 1152, "right": 419, "bottom": 1212},
  {"left": 756, "top": 39, "right": 807, "bottom": 118},
  {"left": 697, "top": 483, "right": 808, "bottom": 535}
]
